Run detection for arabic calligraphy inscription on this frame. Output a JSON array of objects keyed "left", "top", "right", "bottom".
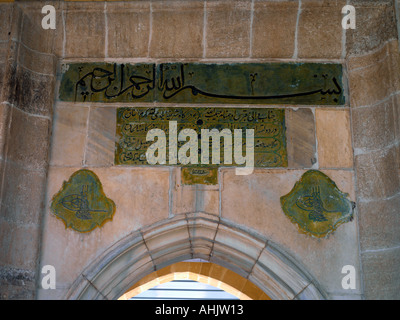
[
  {"left": 115, "top": 107, "right": 288, "bottom": 174},
  {"left": 59, "top": 62, "right": 344, "bottom": 105}
]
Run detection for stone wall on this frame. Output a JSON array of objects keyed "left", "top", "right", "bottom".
[
  {"left": 347, "top": 0, "right": 400, "bottom": 300},
  {"left": 0, "top": 1, "right": 58, "bottom": 299},
  {"left": 0, "top": 0, "right": 399, "bottom": 300}
]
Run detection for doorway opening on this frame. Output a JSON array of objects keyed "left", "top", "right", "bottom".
[{"left": 118, "top": 260, "right": 269, "bottom": 300}]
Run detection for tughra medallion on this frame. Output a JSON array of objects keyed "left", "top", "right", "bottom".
[
  {"left": 280, "top": 170, "right": 355, "bottom": 238},
  {"left": 50, "top": 169, "right": 116, "bottom": 233}
]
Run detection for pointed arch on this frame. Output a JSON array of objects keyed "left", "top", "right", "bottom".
[{"left": 66, "top": 213, "right": 327, "bottom": 300}]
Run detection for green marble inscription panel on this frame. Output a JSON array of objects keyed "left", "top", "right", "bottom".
[
  {"left": 115, "top": 107, "right": 287, "bottom": 170},
  {"left": 59, "top": 62, "right": 344, "bottom": 105}
]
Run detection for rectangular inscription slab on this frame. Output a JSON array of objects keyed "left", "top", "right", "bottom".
[
  {"left": 60, "top": 62, "right": 345, "bottom": 105},
  {"left": 115, "top": 107, "right": 288, "bottom": 172}
]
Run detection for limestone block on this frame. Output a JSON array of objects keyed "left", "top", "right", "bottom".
[
  {"left": 142, "top": 216, "right": 190, "bottom": 265},
  {"left": 6, "top": 106, "right": 51, "bottom": 172},
  {"left": 0, "top": 4, "right": 13, "bottom": 42},
  {"left": 346, "top": 0, "right": 397, "bottom": 56},
  {"left": 205, "top": 0, "right": 251, "bottom": 58},
  {"left": 49, "top": 104, "right": 89, "bottom": 167},
  {"left": 355, "top": 146, "right": 400, "bottom": 200},
  {"left": 172, "top": 168, "right": 220, "bottom": 215},
  {"left": 351, "top": 98, "right": 396, "bottom": 151},
  {"left": 286, "top": 108, "right": 317, "bottom": 168},
  {"left": 13, "top": 66, "right": 55, "bottom": 117},
  {"left": 315, "top": 109, "right": 353, "bottom": 168},
  {"left": 89, "top": 239, "right": 153, "bottom": 297},
  {"left": 362, "top": 247, "right": 400, "bottom": 300},
  {"left": 1, "top": 162, "right": 47, "bottom": 226},
  {"left": 64, "top": 2, "right": 106, "bottom": 58},
  {"left": 186, "top": 212, "right": 219, "bottom": 259},
  {"left": 0, "top": 266, "right": 35, "bottom": 300},
  {"left": 17, "top": 41, "right": 57, "bottom": 76},
  {"left": 85, "top": 106, "right": 116, "bottom": 167},
  {"left": 295, "top": 282, "right": 326, "bottom": 300},
  {"left": 248, "top": 267, "right": 294, "bottom": 300},
  {"left": 358, "top": 194, "right": 400, "bottom": 252},
  {"left": 393, "top": 94, "right": 400, "bottom": 142},
  {"left": 149, "top": 1, "right": 204, "bottom": 58},
  {"left": 254, "top": 244, "right": 310, "bottom": 297},
  {"left": 0, "top": 219, "right": 40, "bottom": 271},
  {"left": 20, "top": 4, "right": 57, "bottom": 55},
  {"left": 252, "top": 0, "right": 298, "bottom": 58},
  {"left": 0, "top": 102, "right": 11, "bottom": 159},
  {"left": 106, "top": 1, "right": 150, "bottom": 58},
  {"left": 348, "top": 43, "right": 395, "bottom": 107},
  {"left": 298, "top": 0, "right": 345, "bottom": 59},
  {"left": 214, "top": 222, "right": 265, "bottom": 268}
]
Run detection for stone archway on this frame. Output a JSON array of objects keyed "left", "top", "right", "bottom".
[
  {"left": 118, "top": 261, "right": 268, "bottom": 300},
  {"left": 65, "top": 213, "right": 327, "bottom": 300}
]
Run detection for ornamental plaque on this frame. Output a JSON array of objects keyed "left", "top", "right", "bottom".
[
  {"left": 280, "top": 170, "right": 355, "bottom": 238},
  {"left": 115, "top": 107, "right": 288, "bottom": 179},
  {"left": 50, "top": 169, "right": 116, "bottom": 233},
  {"left": 59, "top": 62, "right": 344, "bottom": 105}
]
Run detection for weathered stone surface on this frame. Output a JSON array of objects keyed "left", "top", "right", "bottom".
[
  {"left": 355, "top": 146, "right": 400, "bottom": 200},
  {"left": 106, "top": 1, "right": 150, "bottom": 58},
  {"left": 252, "top": 0, "right": 298, "bottom": 58},
  {"left": 255, "top": 244, "right": 311, "bottom": 298},
  {"left": 205, "top": 0, "right": 251, "bottom": 58},
  {"left": 85, "top": 107, "right": 116, "bottom": 167},
  {"left": 358, "top": 195, "right": 400, "bottom": 251},
  {"left": 49, "top": 104, "right": 88, "bottom": 167},
  {"left": 298, "top": 0, "right": 345, "bottom": 59},
  {"left": 351, "top": 98, "right": 396, "bottom": 151},
  {"left": 0, "top": 102, "right": 11, "bottom": 159},
  {"left": 347, "top": 0, "right": 397, "bottom": 56},
  {"left": 221, "top": 168, "right": 360, "bottom": 295},
  {"left": 17, "top": 42, "right": 57, "bottom": 76},
  {"left": 316, "top": 109, "right": 353, "bottom": 168},
  {"left": 362, "top": 247, "right": 400, "bottom": 300},
  {"left": 13, "top": 66, "right": 55, "bottom": 117},
  {"left": 149, "top": 1, "right": 203, "bottom": 58},
  {"left": 0, "top": 266, "right": 35, "bottom": 300},
  {"left": 0, "top": 4, "right": 13, "bottom": 42},
  {"left": 286, "top": 108, "right": 316, "bottom": 168},
  {"left": 42, "top": 166, "right": 169, "bottom": 284},
  {"left": 142, "top": 216, "right": 191, "bottom": 269},
  {"left": 348, "top": 43, "right": 396, "bottom": 107},
  {"left": 0, "top": 218, "right": 41, "bottom": 271},
  {"left": 187, "top": 212, "right": 219, "bottom": 259},
  {"left": 1, "top": 161, "right": 47, "bottom": 226},
  {"left": 20, "top": 5, "right": 56, "bottom": 54},
  {"left": 64, "top": 2, "right": 106, "bottom": 58},
  {"left": 6, "top": 106, "right": 51, "bottom": 172}
]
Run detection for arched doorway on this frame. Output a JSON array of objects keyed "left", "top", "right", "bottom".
[
  {"left": 65, "top": 213, "right": 327, "bottom": 300},
  {"left": 118, "top": 261, "right": 268, "bottom": 300}
]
